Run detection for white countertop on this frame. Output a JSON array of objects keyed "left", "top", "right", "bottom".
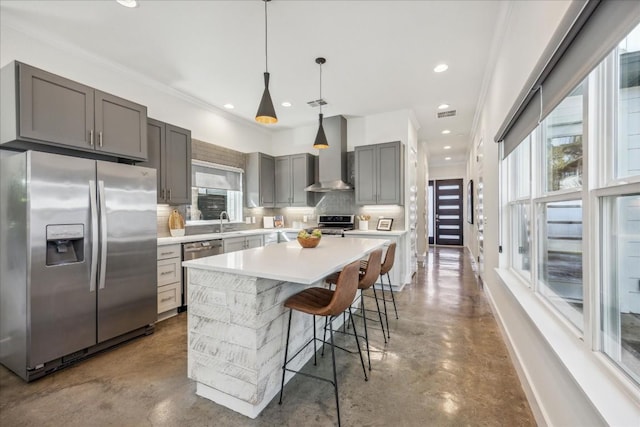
[
  {"left": 158, "top": 227, "right": 408, "bottom": 246},
  {"left": 157, "top": 228, "right": 299, "bottom": 246},
  {"left": 344, "top": 229, "right": 407, "bottom": 237},
  {"left": 182, "top": 237, "right": 389, "bottom": 284}
]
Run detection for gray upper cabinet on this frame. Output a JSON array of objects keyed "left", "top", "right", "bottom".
[
  {"left": 275, "top": 153, "right": 315, "bottom": 207},
  {"left": 94, "top": 90, "right": 147, "bottom": 160},
  {"left": 139, "top": 118, "right": 191, "bottom": 204},
  {"left": 246, "top": 152, "right": 275, "bottom": 208},
  {"left": 355, "top": 141, "right": 403, "bottom": 205},
  {"left": 0, "top": 61, "right": 147, "bottom": 161}
]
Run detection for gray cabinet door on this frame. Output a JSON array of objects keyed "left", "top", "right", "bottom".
[
  {"left": 275, "top": 156, "right": 291, "bottom": 207},
  {"left": 245, "top": 235, "right": 264, "bottom": 249},
  {"left": 260, "top": 153, "right": 276, "bottom": 207},
  {"left": 165, "top": 124, "right": 191, "bottom": 205},
  {"left": 377, "top": 141, "right": 402, "bottom": 205},
  {"left": 355, "top": 145, "right": 377, "bottom": 204},
  {"left": 223, "top": 237, "right": 245, "bottom": 253},
  {"left": 290, "top": 153, "right": 314, "bottom": 206},
  {"left": 18, "top": 62, "right": 94, "bottom": 150},
  {"left": 245, "top": 152, "right": 275, "bottom": 207},
  {"left": 139, "top": 119, "right": 166, "bottom": 203},
  {"left": 95, "top": 90, "right": 147, "bottom": 160}
]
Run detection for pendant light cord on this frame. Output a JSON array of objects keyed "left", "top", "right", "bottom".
[
  {"left": 264, "top": 0, "right": 268, "bottom": 73},
  {"left": 319, "top": 61, "right": 322, "bottom": 115}
]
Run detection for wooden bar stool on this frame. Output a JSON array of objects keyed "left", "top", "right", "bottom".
[
  {"left": 278, "top": 260, "right": 366, "bottom": 427},
  {"left": 324, "top": 248, "right": 384, "bottom": 370},
  {"left": 361, "top": 242, "right": 398, "bottom": 339}
]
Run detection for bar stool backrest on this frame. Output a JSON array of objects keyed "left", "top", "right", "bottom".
[
  {"left": 381, "top": 243, "right": 396, "bottom": 275},
  {"left": 325, "top": 260, "right": 361, "bottom": 316},
  {"left": 359, "top": 249, "right": 382, "bottom": 290}
]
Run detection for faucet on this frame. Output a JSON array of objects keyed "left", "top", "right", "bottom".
[{"left": 219, "top": 211, "right": 229, "bottom": 233}]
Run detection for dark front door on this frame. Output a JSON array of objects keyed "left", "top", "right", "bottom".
[{"left": 434, "top": 179, "right": 464, "bottom": 246}]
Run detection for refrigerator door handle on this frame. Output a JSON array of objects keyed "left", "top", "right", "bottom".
[
  {"left": 89, "top": 180, "right": 98, "bottom": 292},
  {"left": 98, "top": 180, "right": 108, "bottom": 290}
]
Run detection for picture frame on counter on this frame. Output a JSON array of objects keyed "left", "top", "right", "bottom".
[{"left": 376, "top": 218, "right": 393, "bottom": 231}]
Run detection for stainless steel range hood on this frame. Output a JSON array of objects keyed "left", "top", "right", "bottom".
[{"left": 305, "top": 115, "right": 353, "bottom": 192}]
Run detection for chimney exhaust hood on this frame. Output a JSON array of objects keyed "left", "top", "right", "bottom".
[{"left": 305, "top": 115, "right": 353, "bottom": 192}]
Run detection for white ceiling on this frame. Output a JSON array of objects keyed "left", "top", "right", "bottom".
[{"left": 0, "top": 0, "right": 505, "bottom": 164}]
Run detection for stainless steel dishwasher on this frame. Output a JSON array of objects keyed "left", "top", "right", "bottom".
[{"left": 181, "top": 239, "right": 223, "bottom": 309}]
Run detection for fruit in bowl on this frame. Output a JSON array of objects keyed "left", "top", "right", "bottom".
[{"left": 297, "top": 229, "right": 321, "bottom": 248}]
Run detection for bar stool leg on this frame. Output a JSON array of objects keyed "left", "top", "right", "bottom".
[
  {"left": 321, "top": 317, "right": 328, "bottom": 357},
  {"left": 279, "top": 309, "right": 293, "bottom": 405},
  {"left": 360, "top": 289, "right": 371, "bottom": 371},
  {"left": 328, "top": 315, "right": 341, "bottom": 427},
  {"left": 372, "top": 285, "right": 388, "bottom": 341},
  {"left": 348, "top": 307, "right": 368, "bottom": 381},
  {"left": 313, "top": 315, "right": 317, "bottom": 366},
  {"left": 387, "top": 272, "right": 399, "bottom": 319},
  {"left": 379, "top": 274, "right": 391, "bottom": 338}
]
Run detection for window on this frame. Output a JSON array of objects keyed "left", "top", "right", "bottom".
[
  {"left": 511, "top": 202, "right": 531, "bottom": 280},
  {"left": 616, "top": 24, "right": 640, "bottom": 179},
  {"left": 537, "top": 200, "right": 583, "bottom": 329},
  {"left": 601, "top": 193, "right": 640, "bottom": 384},
  {"left": 542, "top": 84, "right": 584, "bottom": 193},
  {"left": 507, "top": 136, "right": 532, "bottom": 281},
  {"left": 189, "top": 161, "right": 243, "bottom": 222},
  {"left": 501, "top": 23, "right": 640, "bottom": 385}
]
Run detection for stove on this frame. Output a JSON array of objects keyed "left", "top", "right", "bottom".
[{"left": 317, "top": 215, "right": 355, "bottom": 237}]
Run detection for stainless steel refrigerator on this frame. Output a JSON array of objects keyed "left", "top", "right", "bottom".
[{"left": 0, "top": 150, "right": 157, "bottom": 381}]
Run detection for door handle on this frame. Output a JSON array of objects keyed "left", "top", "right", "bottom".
[
  {"left": 168, "top": 189, "right": 172, "bottom": 200},
  {"left": 89, "top": 130, "right": 94, "bottom": 146},
  {"left": 89, "top": 180, "right": 98, "bottom": 292},
  {"left": 99, "top": 131, "right": 103, "bottom": 148},
  {"left": 98, "top": 180, "right": 107, "bottom": 290}
]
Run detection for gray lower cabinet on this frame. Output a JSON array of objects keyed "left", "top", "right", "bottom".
[
  {"left": 275, "top": 153, "right": 315, "bottom": 207},
  {"left": 246, "top": 152, "right": 275, "bottom": 208},
  {"left": 223, "top": 235, "right": 264, "bottom": 253},
  {"left": 139, "top": 118, "right": 191, "bottom": 204},
  {"left": 156, "top": 244, "right": 182, "bottom": 318},
  {"left": 355, "top": 141, "right": 403, "bottom": 205},
  {"left": 0, "top": 61, "right": 147, "bottom": 161}
]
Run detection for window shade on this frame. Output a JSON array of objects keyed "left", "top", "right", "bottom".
[
  {"left": 496, "top": 0, "right": 640, "bottom": 158},
  {"left": 192, "top": 162, "right": 242, "bottom": 191}
]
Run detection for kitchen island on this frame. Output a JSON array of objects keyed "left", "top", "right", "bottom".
[{"left": 182, "top": 237, "right": 388, "bottom": 418}]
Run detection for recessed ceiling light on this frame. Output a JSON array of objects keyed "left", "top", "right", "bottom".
[
  {"left": 445, "top": 157, "right": 452, "bottom": 160},
  {"left": 443, "top": 145, "right": 451, "bottom": 150},
  {"left": 116, "top": 0, "right": 138, "bottom": 8},
  {"left": 434, "top": 63, "right": 448, "bottom": 73},
  {"left": 441, "top": 130, "right": 451, "bottom": 135},
  {"left": 438, "top": 104, "right": 450, "bottom": 110},
  {"left": 281, "top": 101, "right": 292, "bottom": 107},
  {"left": 223, "top": 104, "right": 234, "bottom": 109}
]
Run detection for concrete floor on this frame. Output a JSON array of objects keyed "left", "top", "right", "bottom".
[{"left": 0, "top": 247, "right": 535, "bottom": 426}]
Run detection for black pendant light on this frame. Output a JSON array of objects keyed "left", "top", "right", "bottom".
[
  {"left": 255, "top": 0, "right": 277, "bottom": 124},
  {"left": 313, "top": 57, "right": 329, "bottom": 149}
]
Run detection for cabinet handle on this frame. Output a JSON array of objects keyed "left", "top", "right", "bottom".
[
  {"left": 161, "top": 189, "right": 166, "bottom": 199},
  {"left": 160, "top": 271, "right": 173, "bottom": 276},
  {"left": 160, "top": 252, "right": 172, "bottom": 256},
  {"left": 161, "top": 297, "right": 174, "bottom": 303},
  {"left": 99, "top": 131, "right": 103, "bottom": 148},
  {"left": 168, "top": 189, "right": 172, "bottom": 200},
  {"left": 89, "top": 130, "right": 94, "bottom": 146}
]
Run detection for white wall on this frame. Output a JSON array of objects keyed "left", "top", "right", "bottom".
[
  {"left": 0, "top": 25, "right": 272, "bottom": 154},
  {"left": 428, "top": 163, "right": 466, "bottom": 180}
]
